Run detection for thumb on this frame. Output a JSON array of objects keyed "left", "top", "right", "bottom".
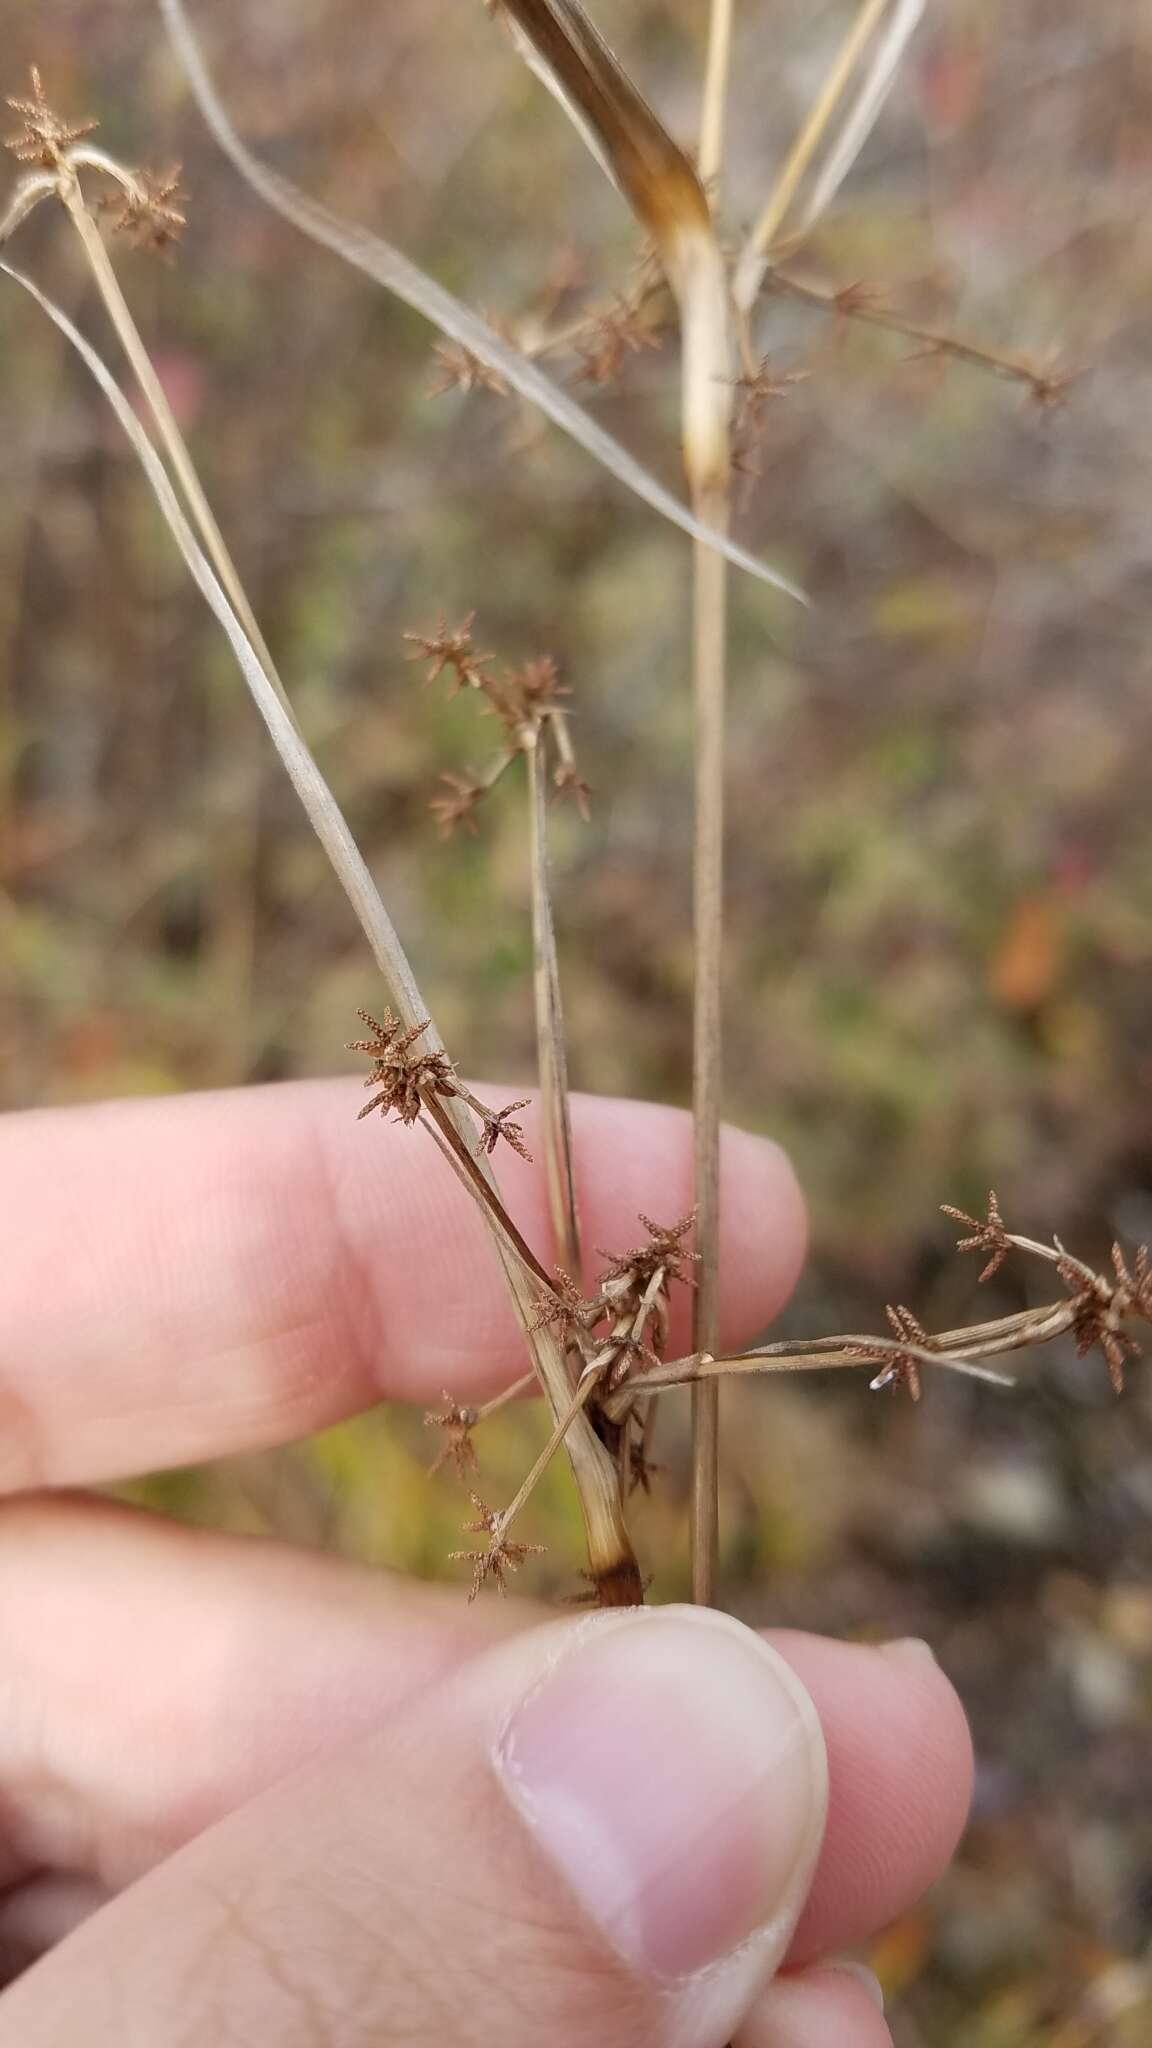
[{"left": 0, "top": 1605, "right": 828, "bottom": 2048}]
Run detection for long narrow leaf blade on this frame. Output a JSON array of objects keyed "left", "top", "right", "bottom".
[{"left": 158, "top": 0, "right": 803, "bottom": 603}]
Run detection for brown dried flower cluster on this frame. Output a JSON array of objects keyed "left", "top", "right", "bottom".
[
  {"left": 428, "top": 771, "right": 488, "bottom": 837},
  {"left": 529, "top": 1266, "right": 602, "bottom": 1339},
  {"left": 402, "top": 1132, "right": 1151, "bottom": 1594},
  {"left": 449, "top": 1495, "right": 546, "bottom": 1600},
  {"left": 347, "top": 1008, "right": 532, "bottom": 1171},
  {"left": 405, "top": 612, "right": 492, "bottom": 693},
  {"left": 1057, "top": 1250, "right": 1145, "bottom": 1395},
  {"left": 935, "top": 1194, "right": 1152, "bottom": 1396},
  {"left": 348, "top": 1008, "right": 457, "bottom": 1124},
  {"left": 730, "top": 353, "right": 809, "bottom": 436},
  {"left": 5, "top": 70, "right": 186, "bottom": 257},
  {"left": 5, "top": 67, "right": 95, "bottom": 168},
  {"left": 416, "top": 1207, "right": 696, "bottom": 1593},
  {"left": 427, "top": 340, "right": 509, "bottom": 398},
  {"left": 941, "top": 1192, "right": 1012, "bottom": 1282},
  {"left": 574, "top": 296, "right": 662, "bottom": 386},
  {"left": 424, "top": 1392, "right": 481, "bottom": 1481},
  {"left": 851, "top": 1304, "right": 930, "bottom": 1402},
  {"left": 103, "top": 165, "right": 186, "bottom": 255},
  {"left": 405, "top": 612, "right": 590, "bottom": 831},
  {"left": 599, "top": 1210, "right": 699, "bottom": 1301}
]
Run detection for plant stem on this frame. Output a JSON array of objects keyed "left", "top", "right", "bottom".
[
  {"left": 699, "top": 0, "right": 736, "bottom": 191},
  {"left": 686, "top": 11, "right": 738, "bottom": 1609},
  {"left": 527, "top": 736, "right": 582, "bottom": 1279},
  {"left": 689, "top": 499, "right": 728, "bottom": 1606}
]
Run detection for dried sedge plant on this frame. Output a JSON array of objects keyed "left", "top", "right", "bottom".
[{"left": 0, "top": 6, "right": 1107, "bottom": 1619}]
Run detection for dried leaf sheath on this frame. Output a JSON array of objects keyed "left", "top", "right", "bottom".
[
  {"left": 493, "top": 0, "right": 711, "bottom": 246},
  {"left": 490, "top": 0, "right": 733, "bottom": 496}
]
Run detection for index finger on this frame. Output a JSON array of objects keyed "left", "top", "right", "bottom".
[{"left": 0, "top": 1080, "right": 805, "bottom": 1490}]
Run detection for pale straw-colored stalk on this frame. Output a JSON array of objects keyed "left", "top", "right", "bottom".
[
  {"left": 474, "top": 0, "right": 740, "bottom": 1603},
  {"left": 527, "top": 736, "right": 583, "bottom": 1279},
  {"left": 734, "top": 0, "right": 924, "bottom": 311},
  {"left": 698, "top": 0, "right": 735, "bottom": 192}
]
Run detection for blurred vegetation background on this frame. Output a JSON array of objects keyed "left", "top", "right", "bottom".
[{"left": 3, "top": 1, "right": 1152, "bottom": 2039}]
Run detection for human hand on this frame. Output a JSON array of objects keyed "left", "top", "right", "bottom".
[{"left": 0, "top": 1081, "right": 971, "bottom": 2044}]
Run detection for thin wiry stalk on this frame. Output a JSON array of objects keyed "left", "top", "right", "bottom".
[
  {"left": 499, "top": 1367, "right": 601, "bottom": 1538},
  {"left": 56, "top": 175, "right": 288, "bottom": 710},
  {"left": 2, "top": 253, "right": 643, "bottom": 1607},
  {"left": 733, "top": 0, "right": 924, "bottom": 310},
  {"left": 476, "top": 1370, "right": 538, "bottom": 1423},
  {"left": 698, "top": 0, "right": 736, "bottom": 191},
  {"left": 159, "top": 0, "right": 805, "bottom": 602},
  {"left": 415, "top": 1106, "right": 556, "bottom": 1290},
  {"left": 527, "top": 738, "right": 582, "bottom": 1279},
  {"left": 765, "top": 268, "right": 1070, "bottom": 402}
]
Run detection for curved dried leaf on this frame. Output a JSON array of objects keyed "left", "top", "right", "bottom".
[{"left": 0, "top": 170, "right": 56, "bottom": 247}]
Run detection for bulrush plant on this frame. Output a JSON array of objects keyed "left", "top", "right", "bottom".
[{"left": 0, "top": 3, "right": 1123, "bottom": 1618}]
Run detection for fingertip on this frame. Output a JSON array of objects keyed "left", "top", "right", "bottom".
[
  {"left": 764, "top": 1633, "right": 973, "bottom": 1965},
  {"left": 717, "top": 1120, "right": 808, "bottom": 1337},
  {"left": 736, "top": 1964, "right": 894, "bottom": 2047}
]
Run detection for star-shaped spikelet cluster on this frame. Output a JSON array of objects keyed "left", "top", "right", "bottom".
[
  {"left": 5, "top": 67, "right": 96, "bottom": 168},
  {"left": 347, "top": 1008, "right": 458, "bottom": 1125},
  {"left": 449, "top": 1496, "right": 546, "bottom": 1600}
]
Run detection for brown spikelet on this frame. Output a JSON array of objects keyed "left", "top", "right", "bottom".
[
  {"left": 5, "top": 67, "right": 96, "bottom": 168},
  {"left": 105, "top": 165, "right": 187, "bottom": 256},
  {"left": 449, "top": 1495, "right": 546, "bottom": 1599}
]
